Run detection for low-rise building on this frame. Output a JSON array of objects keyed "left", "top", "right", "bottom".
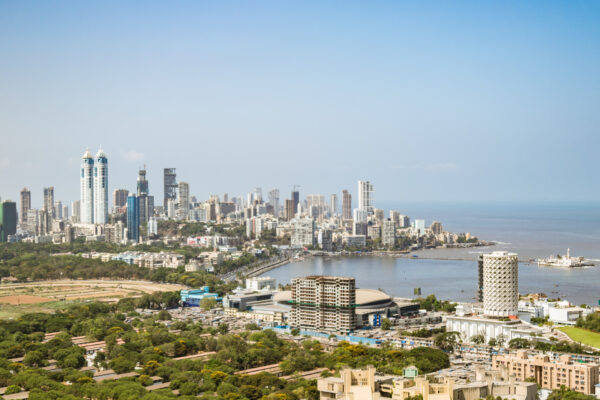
[
  {"left": 318, "top": 366, "right": 537, "bottom": 400},
  {"left": 493, "top": 350, "right": 599, "bottom": 395}
]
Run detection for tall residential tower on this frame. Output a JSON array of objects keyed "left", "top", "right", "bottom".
[
  {"left": 80, "top": 151, "right": 95, "bottom": 224},
  {"left": 482, "top": 251, "right": 519, "bottom": 317},
  {"left": 163, "top": 168, "right": 177, "bottom": 208},
  {"left": 19, "top": 188, "right": 31, "bottom": 225},
  {"left": 357, "top": 180, "right": 374, "bottom": 215},
  {"left": 93, "top": 149, "right": 108, "bottom": 224}
]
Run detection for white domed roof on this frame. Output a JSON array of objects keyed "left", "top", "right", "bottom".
[
  {"left": 82, "top": 150, "right": 93, "bottom": 159},
  {"left": 96, "top": 149, "right": 107, "bottom": 158}
]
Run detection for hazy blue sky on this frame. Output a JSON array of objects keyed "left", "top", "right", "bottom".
[{"left": 1, "top": 1, "right": 599, "bottom": 207}]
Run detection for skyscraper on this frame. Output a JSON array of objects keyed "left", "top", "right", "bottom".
[
  {"left": 357, "top": 180, "right": 374, "bottom": 215},
  {"left": 137, "top": 168, "right": 152, "bottom": 223},
  {"left": 80, "top": 150, "right": 94, "bottom": 224},
  {"left": 342, "top": 190, "right": 352, "bottom": 220},
  {"left": 71, "top": 200, "right": 80, "bottom": 223},
  {"left": 177, "top": 182, "right": 189, "bottom": 220},
  {"left": 93, "top": 149, "right": 108, "bottom": 224},
  {"left": 19, "top": 188, "right": 31, "bottom": 225},
  {"left": 113, "top": 189, "right": 129, "bottom": 209},
  {"left": 43, "top": 187, "right": 55, "bottom": 217},
  {"left": 268, "top": 189, "right": 280, "bottom": 215},
  {"left": 126, "top": 194, "right": 139, "bottom": 242},
  {"left": 0, "top": 201, "right": 17, "bottom": 242},
  {"left": 330, "top": 194, "right": 338, "bottom": 216},
  {"left": 285, "top": 199, "right": 295, "bottom": 221},
  {"left": 482, "top": 251, "right": 519, "bottom": 317},
  {"left": 291, "top": 190, "right": 300, "bottom": 214},
  {"left": 54, "top": 200, "right": 63, "bottom": 220},
  {"left": 137, "top": 168, "right": 149, "bottom": 196},
  {"left": 163, "top": 168, "right": 177, "bottom": 208}
]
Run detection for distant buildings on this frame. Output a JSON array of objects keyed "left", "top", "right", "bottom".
[
  {"left": 291, "top": 189, "right": 300, "bottom": 214},
  {"left": 177, "top": 182, "right": 190, "bottom": 220},
  {"left": 137, "top": 168, "right": 154, "bottom": 224},
  {"left": 43, "top": 186, "right": 55, "bottom": 218},
  {"left": 289, "top": 275, "right": 356, "bottom": 333},
  {"left": 413, "top": 219, "right": 425, "bottom": 236},
  {"left": 342, "top": 190, "right": 352, "bottom": 220},
  {"left": 0, "top": 201, "right": 17, "bottom": 242},
  {"left": 81, "top": 151, "right": 94, "bottom": 224},
  {"left": 19, "top": 187, "right": 30, "bottom": 225},
  {"left": 290, "top": 217, "right": 314, "bottom": 248},
  {"left": 330, "top": 194, "right": 338, "bottom": 216},
  {"left": 357, "top": 180, "right": 374, "bottom": 215},
  {"left": 268, "top": 189, "right": 280, "bottom": 216},
  {"left": 79, "top": 149, "right": 108, "bottom": 224},
  {"left": 126, "top": 194, "right": 139, "bottom": 242},
  {"left": 382, "top": 219, "right": 396, "bottom": 247},
  {"left": 113, "top": 189, "right": 129, "bottom": 209},
  {"left": 93, "top": 149, "right": 109, "bottom": 224},
  {"left": 284, "top": 199, "right": 295, "bottom": 221},
  {"left": 163, "top": 168, "right": 177, "bottom": 209}
]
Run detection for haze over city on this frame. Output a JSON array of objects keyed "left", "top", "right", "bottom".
[{"left": 2, "top": 1, "right": 600, "bottom": 205}]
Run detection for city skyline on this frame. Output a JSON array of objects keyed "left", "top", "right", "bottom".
[{"left": 1, "top": 2, "right": 599, "bottom": 204}]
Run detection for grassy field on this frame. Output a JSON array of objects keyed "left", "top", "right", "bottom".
[
  {"left": 557, "top": 326, "right": 600, "bottom": 349},
  {"left": 0, "top": 279, "right": 187, "bottom": 319},
  {"left": 0, "top": 301, "right": 74, "bottom": 319}
]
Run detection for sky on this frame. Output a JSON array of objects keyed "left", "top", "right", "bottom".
[{"left": 1, "top": 1, "right": 599, "bottom": 208}]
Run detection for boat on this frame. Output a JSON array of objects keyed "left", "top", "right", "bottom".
[{"left": 536, "top": 248, "right": 594, "bottom": 268}]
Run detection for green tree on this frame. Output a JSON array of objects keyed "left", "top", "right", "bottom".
[
  {"left": 470, "top": 334, "right": 485, "bottom": 345},
  {"left": 381, "top": 318, "right": 392, "bottom": 331}
]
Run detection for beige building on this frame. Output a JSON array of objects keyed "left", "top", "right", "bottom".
[
  {"left": 493, "top": 350, "right": 599, "bottom": 395},
  {"left": 318, "top": 366, "right": 537, "bottom": 400},
  {"left": 289, "top": 275, "right": 356, "bottom": 333},
  {"left": 318, "top": 366, "right": 392, "bottom": 400}
]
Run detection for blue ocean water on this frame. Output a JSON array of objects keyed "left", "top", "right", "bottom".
[{"left": 262, "top": 202, "right": 600, "bottom": 305}]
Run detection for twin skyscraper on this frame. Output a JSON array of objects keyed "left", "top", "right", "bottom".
[{"left": 80, "top": 149, "right": 108, "bottom": 224}]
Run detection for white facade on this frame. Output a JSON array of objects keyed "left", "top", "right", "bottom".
[
  {"left": 147, "top": 217, "right": 158, "bottom": 236},
  {"left": 291, "top": 217, "right": 315, "bottom": 248},
  {"left": 343, "top": 234, "right": 367, "bottom": 248},
  {"left": 357, "top": 180, "right": 374, "bottom": 214},
  {"left": 382, "top": 219, "right": 396, "bottom": 247},
  {"left": 353, "top": 208, "right": 368, "bottom": 223},
  {"left": 93, "top": 149, "right": 108, "bottom": 224},
  {"left": 446, "top": 315, "right": 538, "bottom": 344},
  {"left": 246, "top": 276, "right": 276, "bottom": 292},
  {"left": 483, "top": 251, "right": 519, "bottom": 317},
  {"left": 80, "top": 151, "right": 94, "bottom": 224},
  {"left": 167, "top": 198, "right": 176, "bottom": 219},
  {"left": 413, "top": 219, "right": 426, "bottom": 236},
  {"left": 548, "top": 305, "right": 589, "bottom": 325}
]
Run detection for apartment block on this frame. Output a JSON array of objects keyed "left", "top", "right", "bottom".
[
  {"left": 493, "top": 350, "right": 599, "bottom": 395},
  {"left": 289, "top": 276, "right": 356, "bottom": 333}
]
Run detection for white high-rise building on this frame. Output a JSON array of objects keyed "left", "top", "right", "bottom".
[
  {"left": 357, "top": 180, "right": 374, "bottom": 215},
  {"left": 80, "top": 150, "right": 94, "bottom": 224},
  {"left": 93, "top": 149, "right": 109, "bottom": 224},
  {"left": 330, "top": 194, "right": 338, "bottom": 216},
  {"left": 177, "top": 182, "right": 190, "bottom": 220},
  {"left": 483, "top": 251, "right": 519, "bottom": 317}
]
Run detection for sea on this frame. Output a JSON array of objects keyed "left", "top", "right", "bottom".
[{"left": 261, "top": 201, "right": 600, "bottom": 306}]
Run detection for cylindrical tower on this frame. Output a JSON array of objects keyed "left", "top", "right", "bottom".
[
  {"left": 80, "top": 150, "right": 94, "bottom": 224},
  {"left": 483, "top": 251, "right": 519, "bottom": 317},
  {"left": 93, "top": 149, "right": 108, "bottom": 224}
]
